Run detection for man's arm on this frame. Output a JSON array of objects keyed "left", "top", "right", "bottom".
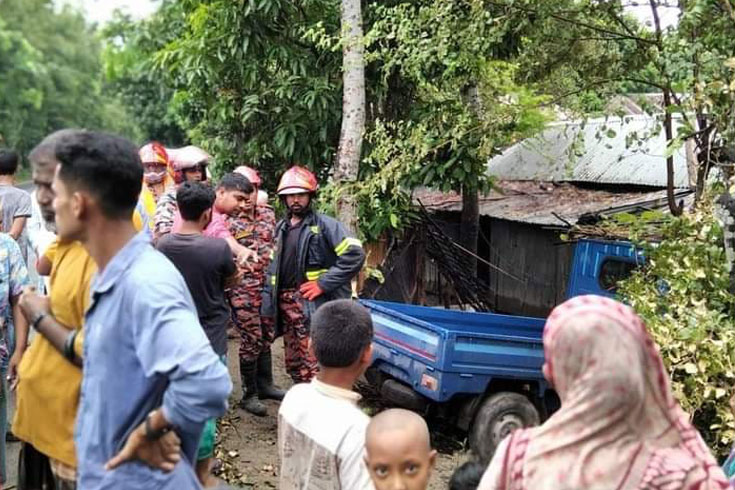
[
  {"left": 133, "top": 279, "right": 232, "bottom": 429},
  {"left": 339, "top": 424, "right": 375, "bottom": 490},
  {"left": 312, "top": 219, "right": 365, "bottom": 294},
  {"left": 36, "top": 255, "right": 52, "bottom": 276},
  {"left": 153, "top": 191, "right": 176, "bottom": 242},
  {"left": 106, "top": 278, "right": 231, "bottom": 472},
  {"left": 9, "top": 191, "right": 32, "bottom": 240},
  {"left": 36, "top": 238, "right": 58, "bottom": 277},
  {"left": 222, "top": 241, "right": 240, "bottom": 289},
  {"left": 18, "top": 289, "right": 83, "bottom": 367},
  {"left": 106, "top": 408, "right": 182, "bottom": 472},
  {"left": 5, "top": 235, "right": 30, "bottom": 384},
  {"left": 8, "top": 216, "right": 27, "bottom": 240},
  {"left": 7, "top": 294, "right": 29, "bottom": 389}
]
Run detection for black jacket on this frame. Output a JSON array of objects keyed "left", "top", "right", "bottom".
[{"left": 261, "top": 210, "right": 365, "bottom": 324}]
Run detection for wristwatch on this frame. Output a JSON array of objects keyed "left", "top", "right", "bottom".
[{"left": 144, "top": 410, "right": 172, "bottom": 441}]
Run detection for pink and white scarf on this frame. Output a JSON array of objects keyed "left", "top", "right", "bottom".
[{"left": 479, "top": 295, "right": 729, "bottom": 490}]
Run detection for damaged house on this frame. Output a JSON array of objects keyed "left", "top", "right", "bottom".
[{"left": 366, "top": 115, "right": 695, "bottom": 317}]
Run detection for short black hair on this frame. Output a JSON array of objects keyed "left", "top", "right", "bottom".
[
  {"left": 217, "top": 172, "right": 253, "bottom": 194},
  {"left": 0, "top": 148, "right": 19, "bottom": 175},
  {"left": 54, "top": 130, "right": 143, "bottom": 220},
  {"left": 177, "top": 181, "right": 215, "bottom": 221},
  {"left": 448, "top": 461, "right": 485, "bottom": 490},
  {"left": 310, "top": 300, "right": 373, "bottom": 368}
]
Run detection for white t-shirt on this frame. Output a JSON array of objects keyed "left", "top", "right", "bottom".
[{"left": 278, "top": 379, "right": 374, "bottom": 490}]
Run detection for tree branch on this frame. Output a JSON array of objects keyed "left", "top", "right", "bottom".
[
  {"left": 541, "top": 78, "right": 618, "bottom": 107},
  {"left": 486, "top": 1, "right": 658, "bottom": 46}
]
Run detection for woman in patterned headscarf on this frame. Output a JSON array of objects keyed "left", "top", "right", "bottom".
[
  {"left": 134, "top": 142, "right": 172, "bottom": 234},
  {"left": 479, "top": 295, "right": 729, "bottom": 490}
]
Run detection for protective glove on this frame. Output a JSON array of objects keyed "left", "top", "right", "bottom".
[{"left": 299, "top": 280, "right": 324, "bottom": 301}]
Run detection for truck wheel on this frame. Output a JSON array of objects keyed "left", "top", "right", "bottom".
[{"left": 469, "top": 392, "right": 540, "bottom": 464}]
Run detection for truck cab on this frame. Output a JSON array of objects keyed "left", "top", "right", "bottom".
[
  {"left": 363, "top": 238, "right": 639, "bottom": 463},
  {"left": 566, "top": 239, "right": 642, "bottom": 299}
]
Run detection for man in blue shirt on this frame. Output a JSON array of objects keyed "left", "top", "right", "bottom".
[{"left": 19, "top": 129, "right": 232, "bottom": 489}]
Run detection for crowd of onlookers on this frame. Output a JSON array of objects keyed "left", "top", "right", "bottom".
[{"left": 0, "top": 130, "right": 731, "bottom": 490}]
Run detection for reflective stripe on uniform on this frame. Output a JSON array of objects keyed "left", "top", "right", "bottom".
[
  {"left": 271, "top": 275, "right": 277, "bottom": 286},
  {"left": 334, "top": 237, "right": 363, "bottom": 256},
  {"left": 305, "top": 269, "right": 328, "bottom": 281},
  {"left": 309, "top": 225, "right": 319, "bottom": 234}
]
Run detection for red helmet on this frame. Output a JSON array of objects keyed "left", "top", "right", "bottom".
[
  {"left": 234, "top": 165, "right": 262, "bottom": 187},
  {"left": 139, "top": 142, "right": 169, "bottom": 185},
  {"left": 277, "top": 166, "right": 318, "bottom": 195},
  {"left": 167, "top": 146, "right": 210, "bottom": 184}
]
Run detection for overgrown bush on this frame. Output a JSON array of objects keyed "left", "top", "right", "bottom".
[{"left": 613, "top": 198, "right": 735, "bottom": 458}]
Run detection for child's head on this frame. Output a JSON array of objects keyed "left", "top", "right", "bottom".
[
  {"left": 448, "top": 461, "right": 485, "bottom": 490},
  {"left": 0, "top": 148, "right": 19, "bottom": 176},
  {"left": 365, "top": 409, "right": 437, "bottom": 490},
  {"left": 310, "top": 299, "right": 373, "bottom": 375}
]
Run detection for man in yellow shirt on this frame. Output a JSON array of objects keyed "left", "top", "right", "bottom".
[{"left": 12, "top": 131, "right": 96, "bottom": 489}]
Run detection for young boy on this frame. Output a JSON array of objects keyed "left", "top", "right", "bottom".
[
  {"left": 278, "top": 299, "right": 374, "bottom": 490},
  {"left": 156, "top": 181, "right": 238, "bottom": 487},
  {"left": 171, "top": 172, "right": 257, "bottom": 266},
  {"left": 365, "top": 409, "right": 437, "bottom": 490}
]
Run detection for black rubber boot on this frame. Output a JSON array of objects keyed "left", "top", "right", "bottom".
[
  {"left": 238, "top": 360, "right": 267, "bottom": 416},
  {"left": 256, "top": 348, "right": 286, "bottom": 401}
]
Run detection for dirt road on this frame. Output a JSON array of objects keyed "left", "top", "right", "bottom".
[{"left": 216, "top": 338, "right": 470, "bottom": 489}]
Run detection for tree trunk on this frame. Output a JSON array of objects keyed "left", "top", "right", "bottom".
[
  {"left": 460, "top": 180, "right": 480, "bottom": 277},
  {"left": 334, "top": 0, "right": 366, "bottom": 234},
  {"left": 663, "top": 90, "right": 683, "bottom": 216},
  {"left": 461, "top": 84, "right": 482, "bottom": 277},
  {"left": 649, "top": 0, "right": 682, "bottom": 216}
]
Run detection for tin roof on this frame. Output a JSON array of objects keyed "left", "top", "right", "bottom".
[
  {"left": 414, "top": 181, "right": 692, "bottom": 227},
  {"left": 487, "top": 115, "right": 693, "bottom": 188}
]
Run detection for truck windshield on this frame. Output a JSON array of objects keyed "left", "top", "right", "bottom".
[{"left": 598, "top": 259, "right": 637, "bottom": 292}]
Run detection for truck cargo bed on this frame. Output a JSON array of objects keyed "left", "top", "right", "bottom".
[{"left": 363, "top": 300, "right": 548, "bottom": 403}]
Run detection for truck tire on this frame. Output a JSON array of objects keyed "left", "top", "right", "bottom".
[{"left": 469, "top": 392, "right": 540, "bottom": 464}]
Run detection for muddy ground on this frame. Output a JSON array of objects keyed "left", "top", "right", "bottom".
[{"left": 215, "top": 338, "right": 471, "bottom": 489}]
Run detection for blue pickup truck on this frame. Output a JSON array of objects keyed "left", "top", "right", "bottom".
[{"left": 363, "top": 238, "right": 641, "bottom": 463}]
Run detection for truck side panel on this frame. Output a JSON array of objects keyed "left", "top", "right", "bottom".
[{"left": 365, "top": 300, "right": 546, "bottom": 402}]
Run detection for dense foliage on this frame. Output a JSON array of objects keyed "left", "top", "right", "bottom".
[
  {"left": 0, "top": 0, "right": 139, "bottom": 161},
  {"left": 607, "top": 198, "right": 735, "bottom": 457}
]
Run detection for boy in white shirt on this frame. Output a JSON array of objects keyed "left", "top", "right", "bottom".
[{"left": 278, "top": 299, "right": 374, "bottom": 490}]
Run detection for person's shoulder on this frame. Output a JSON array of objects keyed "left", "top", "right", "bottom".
[
  {"left": 7, "top": 186, "right": 30, "bottom": 197},
  {"left": 0, "top": 186, "right": 31, "bottom": 206},
  {"left": 156, "top": 233, "right": 174, "bottom": 248},
  {"left": 280, "top": 383, "right": 315, "bottom": 410},
  {"left": 56, "top": 240, "right": 91, "bottom": 261},
  {"left": 197, "top": 234, "right": 230, "bottom": 251},
  {"left": 313, "top": 212, "right": 343, "bottom": 230},
  {"left": 131, "top": 244, "right": 184, "bottom": 283},
  {"left": 285, "top": 381, "right": 313, "bottom": 398}
]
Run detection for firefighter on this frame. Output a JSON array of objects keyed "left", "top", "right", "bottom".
[
  {"left": 134, "top": 142, "right": 172, "bottom": 234},
  {"left": 262, "top": 166, "right": 366, "bottom": 383},
  {"left": 153, "top": 145, "right": 210, "bottom": 241},
  {"left": 228, "top": 165, "right": 284, "bottom": 416}
]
